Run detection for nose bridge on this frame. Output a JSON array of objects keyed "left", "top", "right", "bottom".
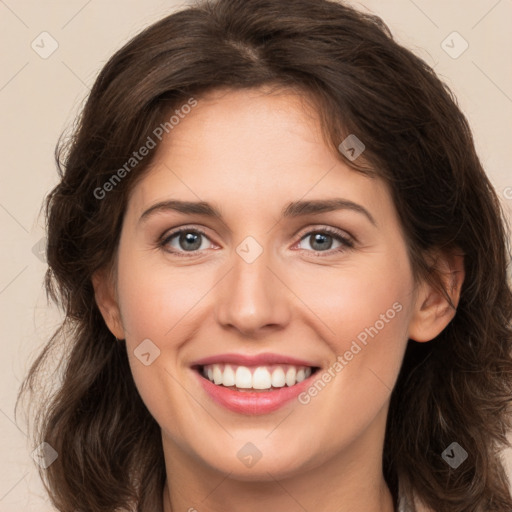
[{"left": 214, "top": 236, "right": 289, "bottom": 335}]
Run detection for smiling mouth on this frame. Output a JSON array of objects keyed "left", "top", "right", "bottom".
[{"left": 194, "top": 363, "right": 320, "bottom": 392}]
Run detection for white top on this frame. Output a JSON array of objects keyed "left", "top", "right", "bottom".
[
  {"left": 397, "top": 488, "right": 415, "bottom": 512},
  {"left": 397, "top": 491, "right": 433, "bottom": 512}
]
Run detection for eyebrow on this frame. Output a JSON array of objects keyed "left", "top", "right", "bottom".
[{"left": 138, "top": 198, "right": 377, "bottom": 226}]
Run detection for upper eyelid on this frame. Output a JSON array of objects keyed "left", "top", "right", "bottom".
[
  {"left": 295, "top": 225, "right": 353, "bottom": 241},
  {"left": 160, "top": 225, "right": 213, "bottom": 243}
]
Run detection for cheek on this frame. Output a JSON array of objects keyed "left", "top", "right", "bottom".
[
  {"left": 334, "top": 274, "right": 410, "bottom": 350},
  {"left": 292, "top": 262, "right": 413, "bottom": 442},
  {"left": 289, "top": 254, "right": 413, "bottom": 352},
  {"left": 291, "top": 256, "right": 414, "bottom": 418},
  {"left": 116, "top": 251, "right": 208, "bottom": 343},
  {"left": 114, "top": 256, "right": 207, "bottom": 428}
]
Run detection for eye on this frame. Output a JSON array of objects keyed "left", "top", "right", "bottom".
[
  {"left": 159, "top": 227, "right": 213, "bottom": 256},
  {"left": 295, "top": 227, "right": 354, "bottom": 254},
  {"left": 158, "top": 225, "right": 354, "bottom": 257}
]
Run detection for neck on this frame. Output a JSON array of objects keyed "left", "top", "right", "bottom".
[{"left": 163, "top": 474, "right": 395, "bottom": 512}]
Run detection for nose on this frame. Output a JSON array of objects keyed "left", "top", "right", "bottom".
[{"left": 214, "top": 243, "right": 291, "bottom": 337}]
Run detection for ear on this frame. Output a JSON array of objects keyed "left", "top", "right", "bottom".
[
  {"left": 91, "top": 267, "right": 125, "bottom": 340},
  {"left": 408, "top": 248, "right": 465, "bottom": 343}
]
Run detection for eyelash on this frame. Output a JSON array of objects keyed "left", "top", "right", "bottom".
[{"left": 157, "top": 225, "right": 355, "bottom": 258}]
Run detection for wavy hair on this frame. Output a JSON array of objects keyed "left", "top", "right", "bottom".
[{"left": 17, "top": 0, "right": 512, "bottom": 510}]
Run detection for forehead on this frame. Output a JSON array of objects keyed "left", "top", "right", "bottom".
[{"left": 126, "top": 87, "right": 392, "bottom": 224}]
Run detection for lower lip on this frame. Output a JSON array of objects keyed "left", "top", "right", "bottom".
[{"left": 194, "top": 369, "right": 316, "bottom": 415}]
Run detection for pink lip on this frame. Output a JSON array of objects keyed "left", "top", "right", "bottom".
[
  {"left": 190, "top": 352, "right": 317, "bottom": 367},
  {"left": 193, "top": 370, "right": 317, "bottom": 415}
]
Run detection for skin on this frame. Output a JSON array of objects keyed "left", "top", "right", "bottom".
[{"left": 93, "top": 86, "right": 464, "bottom": 512}]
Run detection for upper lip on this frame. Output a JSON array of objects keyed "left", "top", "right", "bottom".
[{"left": 190, "top": 352, "right": 319, "bottom": 368}]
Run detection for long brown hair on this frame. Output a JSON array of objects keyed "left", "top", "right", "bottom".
[{"left": 17, "top": 0, "right": 512, "bottom": 510}]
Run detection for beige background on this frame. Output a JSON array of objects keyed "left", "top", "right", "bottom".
[{"left": 1, "top": 0, "right": 511, "bottom": 510}]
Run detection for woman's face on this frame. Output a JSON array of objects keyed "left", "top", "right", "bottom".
[{"left": 101, "top": 87, "right": 425, "bottom": 480}]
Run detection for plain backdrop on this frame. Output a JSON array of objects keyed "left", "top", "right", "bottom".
[{"left": 1, "top": 0, "right": 511, "bottom": 510}]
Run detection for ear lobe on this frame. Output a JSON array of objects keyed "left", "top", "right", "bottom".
[
  {"left": 91, "top": 268, "right": 125, "bottom": 340},
  {"left": 408, "top": 249, "right": 465, "bottom": 343}
]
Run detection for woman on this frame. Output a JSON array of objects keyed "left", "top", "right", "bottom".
[{"left": 17, "top": 0, "right": 512, "bottom": 510}]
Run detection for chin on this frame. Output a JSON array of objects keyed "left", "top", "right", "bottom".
[{"left": 198, "top": 445, "right": 319, "bottom": 482}]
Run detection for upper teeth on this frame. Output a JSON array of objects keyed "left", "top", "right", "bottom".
[{"left": 202, "top": 364, "right": 312, "bottom": 389}]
